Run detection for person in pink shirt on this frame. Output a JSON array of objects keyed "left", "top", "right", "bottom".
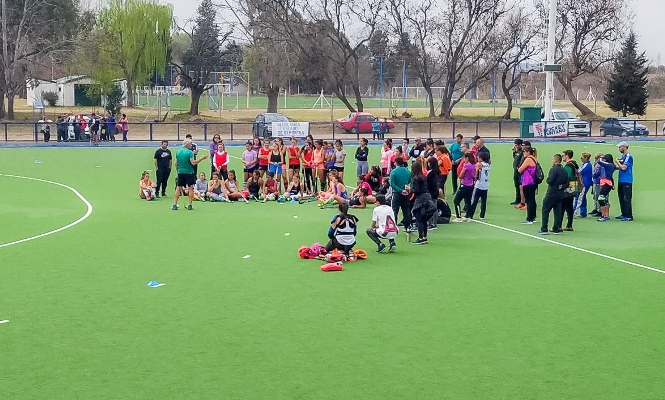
[
  {"left": 241, "top": 141, "right": 258, "bottom": 185},
  {"left": 380, "top": 139, "right": 394, "bottom": 176}
]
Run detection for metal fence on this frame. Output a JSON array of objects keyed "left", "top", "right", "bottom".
[{"left": 3, "top": 119, "right": 664, "bottom": 143}]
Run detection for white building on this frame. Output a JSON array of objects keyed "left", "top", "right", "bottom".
[{"left": 26, "top": 75, "right": 128, "bottom": 107}]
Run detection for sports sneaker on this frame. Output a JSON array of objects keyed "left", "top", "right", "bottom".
[
  {"left": 427, "top": 224, "right": 438, "bottom": 230},
  {"left": 479, "top": 216, "right": 486, "bottom": 220},
  {"left": 186, "top": 205, "right": 193, "bottom": 210},
  {"left": 411, "top": 238, "right": 428, "bottom": 245},
  {"left": 563, "top": 227, "right": 574, "bottom": 231},
  {"left": 388, "top": 243, "right": 396, "bottom": 253},
  {"left": 597, "top": 217, "right": 610, "bottom": 222},
  {"left": 536, "top": 229, "right": 549, "bottom": 235},
  {"left": 521, "top": 220, "right": 535, "bottom": 224},
  {"left": 155, "top": 193, "right": 160, "bottom": 198},
  {"left": 614, "top": 215, "right": 624, "bottom": 220},
  {"left": 377, "top": 243, "right": 386, "bottom": 253},
  {"left": 161, "top": 193, "right": 167, "bottom": 197},
  {"left": 620, "top": 217, "right": 633, "bottom": 222},
  {"left": 171, "top": 205, "right": 178, "bottom": 211},
  {"left": 451, "top": 217, "right": 466, "bottom": 223},
  {"left": 549, "top": 229, "right": 561, "bottom": 235},
  {"left": 510, "top": 201, "right": 520, "bottom": 205}
]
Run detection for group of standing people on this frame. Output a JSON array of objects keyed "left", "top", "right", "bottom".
[
  {"left": 510, "top": 138, "right": 634, "bottom": 235},
  {"left": 49, "top": 112, "right": 129, "bottom": 144}
]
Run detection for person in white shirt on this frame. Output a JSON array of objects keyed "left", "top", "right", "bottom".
[
  {"left": 465, "top": 152, "right": 490, "bottom": 220},
  {"left": 366, "top": 194, "right": 399, "bottom": 253}
]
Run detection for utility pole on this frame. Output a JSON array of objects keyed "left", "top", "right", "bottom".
[{"left": 543, "top": 0, "right": 558, "bottom": 121}]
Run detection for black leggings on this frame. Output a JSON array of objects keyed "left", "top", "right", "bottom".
[
  {"left": 454, "top": 185, "right": 473, "bottom": 218},
  {"left": 304, "top": 168, "right": 314, "bottom": 192},
  {"left": 412, "top": 208, "right": 430, "bottom": 239},
  {"left": 561, "top": 196, "right": 574, "bottom": 228},
  {"left": 466, "top": 188, "right": 488, "bottom": 219},
  {"left": 523, "top": 184, "right": 538, "bottom": 221}
]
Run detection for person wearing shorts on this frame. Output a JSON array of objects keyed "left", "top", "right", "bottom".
[
  {"left": 242, "top": 141, "right": 258, "bottom": 184},
  {"left": 173, "top": 138, "right": 208, "bottom": 211},
  {"left": 288, "top": 137, "right": 301, "bottom": 181},
  {"left": 333, "top": 140, "right": 346, "bottom": 181},
  {"left": 257, "top": 139, "right": 271, "bottom": 177},
  {"left": 268, "top": 141, "right": 284, "bottom": 191}
]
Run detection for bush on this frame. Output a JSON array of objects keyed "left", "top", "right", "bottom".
[
  {"left": 105, "top": 85, "right": 125, "bottom": 116},
  {"left": 41, "top": 91, "right": 59, "bottom": 107}
]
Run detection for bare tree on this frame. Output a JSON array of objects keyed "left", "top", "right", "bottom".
[
  {"left": 496, "top": 8, "right": 541, "bottom": 119},
  {"left": 0, "top": 0, "right": 77, "bottom": 119},
  {"left": 236, "top": 0, "right": 382, "bottom": 113},
  {"left": 538, "top": 0, "right": 628, "bottom": 117},
  {"left": 221, "top": 0, "right": 295, "bottom": 113},
  {"left": 388, "top": 0, "right": 444, "bottom": 118},
  {"left": 437, "top": 0, "right": 508, "bottom": 119}
]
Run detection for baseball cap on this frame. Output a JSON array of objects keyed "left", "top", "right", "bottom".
[{"left": 617, "top": 141, "right": 629, "bottom": 148}]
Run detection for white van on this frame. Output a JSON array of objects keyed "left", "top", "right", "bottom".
[{"left": 539, "top": 109, "right": 591, "bottom": 136}]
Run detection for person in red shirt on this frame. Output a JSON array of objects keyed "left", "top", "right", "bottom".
[
  {"left": 257, "top": 139, "right": 271, "bottom": 178},
  {"left": 213, "top": 142, "right": 230, "bottom": 180},
  {"left": 287, "top": 137, "right": 301, "bottom": 182},
  {"left": 390, "top": 146, "right": 407, "bottom": 170}
]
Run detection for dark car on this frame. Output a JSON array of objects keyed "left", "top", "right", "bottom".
[
  {"left": 599, "top": 117, "right": 649, "bottom": 137},
  {"left": 253, "top": 113, "right": 290, "bottom": 138}
]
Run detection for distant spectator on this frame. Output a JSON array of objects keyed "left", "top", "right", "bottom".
[
  {"left": 106, "top": 113, "right": 116, "bottom": 142},
  {"left": 119, "top": 114, "right": 129, "bottom": 142}
]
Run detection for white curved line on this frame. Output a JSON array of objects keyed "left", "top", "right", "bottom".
[{"left": 0, "top": 174, "right": 93, "bottom": 248}]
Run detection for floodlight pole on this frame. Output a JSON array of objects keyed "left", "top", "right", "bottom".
[{"left": 544, "top": 0, "right": 557, "bottom": 121}]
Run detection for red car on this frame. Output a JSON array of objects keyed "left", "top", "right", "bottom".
[{"left": 335, "top": 112, "right": 395, "bottom": 134}]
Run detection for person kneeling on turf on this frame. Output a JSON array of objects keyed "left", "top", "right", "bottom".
[
  {"left": 366, "top": 194, "right": 398, "bottom": 253},
  {"left": 139, "top": 171, "right": 157, "bottom": 200},
  {"left": 326, "top": 202, "right": 359, "bottom": 255}
]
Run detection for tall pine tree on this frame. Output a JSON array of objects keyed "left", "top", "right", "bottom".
[{"left": 604, "top": 32, "right": 649, "bottom": 116}]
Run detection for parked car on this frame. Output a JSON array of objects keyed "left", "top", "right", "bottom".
[
  {"left": 335, "top": 112, "right": 395, "bottom": 135},
  {"left": 599, "top": 117, "right": 649, "bottom": 137},
  {"left": 253, "top": 113, "right": 290, "bottom": 138},
  {"left": 542, "top": 109, "right": 591, "bottom": 136}
]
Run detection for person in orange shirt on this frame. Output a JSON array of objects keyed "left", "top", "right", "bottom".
[
  {"left": 435, "top": 145, "right": 453, "bottom": 197},
  {"left": 313, "top": 140, "right": 326, "bottom": 192},
  {"left": 138, "top": 171, "right": 157, "bottom": 200}
]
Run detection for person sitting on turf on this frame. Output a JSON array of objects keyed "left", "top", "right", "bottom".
[
  {"left": 347, "top": 186, "right": 370, "bottom": 208},
  {"left": 193, "top": 172, "right": 208, "bottom": 201},
  {"left": 320, "top": 172, "right": 347, "bottom": 206},
  {"left": 139, "top": 171, "right": 157, "bottom": 200},
  {"left": 207, "top": 172, "right": 228, "bottom": 202},
  {"left": 351, "top": 175, "right": 373, "bottom": 198},
  {"left": 366, "top": 194, "right": 398, "bottom": 253},
  {"left": 365, "top": 165, "right": 382, "bottom": 193},
  {"left": 326, "top": 202, "right": 359, "bottom": 255},
  {"left": 285, "top": 174, "right": 303, "bottom": 201},
  {"left": 247, "top": 170, "right": 263, "bottom": 200},
  {"left": 225, "top": 170, "right": 249, "bottom": 203},
  {"left": 262, "top": 171, "right": 279, "bottom": 202}
]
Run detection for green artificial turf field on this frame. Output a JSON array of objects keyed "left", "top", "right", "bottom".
[{"left": 1, "top": 140, "right": 665, "bottom": 399}]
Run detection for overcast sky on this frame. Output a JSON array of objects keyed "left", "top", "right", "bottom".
[{"left": 165, "top": 0, "right": 665, "bottom": 63}]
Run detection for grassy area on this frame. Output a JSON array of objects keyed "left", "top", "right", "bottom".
[{"left": 1, "top": 141, "right": 665, "bottom": 398}]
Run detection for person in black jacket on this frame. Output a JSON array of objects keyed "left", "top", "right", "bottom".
[
  {"left": 410, "top": 160, "right": 437, "bottom": 244},
  {"left": 511, "top": 139, "right": 523, "bottom": 205},
  {"left": 537, "top": 154, "right": 570, "bottom": 235},
  {"left": 425, "top": 157, "right": 440, "bottom": 230}
]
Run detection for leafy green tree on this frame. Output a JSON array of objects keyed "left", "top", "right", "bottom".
[
  {"left": 105, "top": 84, "right": 125, "bottom": 116},
  {"left": 97, "top": 0, "right": 172, "bottom": 107},
  {"left": 604, "top": 32, "right": 649, "bottom": 117}
]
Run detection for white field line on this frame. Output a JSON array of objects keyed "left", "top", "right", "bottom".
[
  {"left": 0, "top": 174, "right": 93, "bottom": 248},
  {"left": 472, "top": 219, "right": 665, "bottom": 275}
]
